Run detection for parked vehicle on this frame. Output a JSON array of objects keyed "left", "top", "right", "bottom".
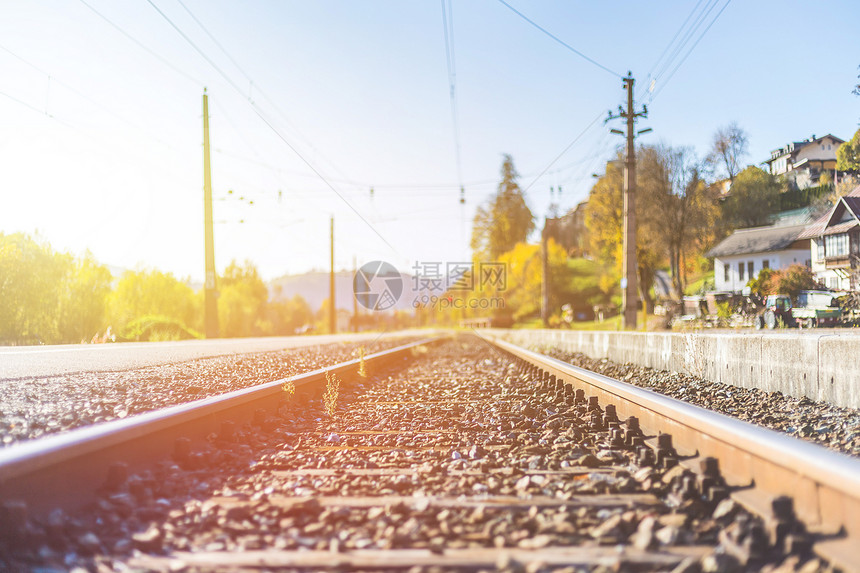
[
  {"left": 759, "top": 291, "right": 842, "bottom": 329},
  {"left": 675, "top": 292, "right": 763, "bottom": 328}
]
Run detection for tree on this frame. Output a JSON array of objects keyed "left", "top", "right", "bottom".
[
  {"left": 0, "top": 233, "right": 68, "bottom": 344},
  {"left": 640, "top": 145, "right": 718, "bottom": 299},
  {"left": 774, "top": 264, "right": 820, "bottom": 298},
  {"left": 218, "top": 260, "right": 268, "bottom": 337},
  {"left": 706, "top": 122, "right": 749, "bottom": 184},
  {"left": 585, "top": 151, "right": 663, "bottom": 310},
  {"left": 585, "top": 158, "right": 624, "bottom": 267},
  {"left": 853, "top": 64, "right": 860, "bottom": 97},
  {"left": 482, "top": 238, "right": 572, "bottom": 323},
  {"left": 587, "top": 145, "right": 721, "bottom": 305},
  {"left": 470, "top": 155, "right": 534, "bottom": 260},
  {"left": 720, "top": 166, "right": 781, "bottom": 229},
  {"left": 57, "top": 252, "right": 112, "bottom": 343},
  {"left": 108, "top": 268, "right": 198, "bottom": 334},
  {"left": 747, "top": 267, "right": 776, "bottom": 297},
  {"left": 263, "top": 291, "right": 312, "bottom": 335},
  {"left": 837, "top": 128, "right": 860, "bottom": 171},
  {"left": 746, "top": 265, "right": 819, "bottom": 298}
]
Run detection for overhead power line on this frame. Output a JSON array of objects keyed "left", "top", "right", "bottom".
[
  {"left": 644, "top": 0, "right": 706, "bottom": 92},
  {"left": 644, "top": 0, "right": 732, "bottom": 101},
  {"left": 651, "top": 0, "right": 732, "bottom": 100},
  {"left": 440, "top": 0, "right": 464, "bottom": 196},
  {"left": 495, "top": 0, "right": 623, "bottom": 79},
  {"left": 175, "top": 0, "right": 253, "bottom": 91},
  {"left": 77, "top": 0, "right": 202, "bottom": 85},
  {"left": 144, "top": 0, "right": 399, "bottom": 255},
  {"left": 0, "top": 42, "right": 183, "bottom": 153},
  {"left": 175, "top": 0, "right": 360, "bottom": 189},
  {"left": 651, "top": 0, "right": 719, "bottom": 86},
  {"left": 523, "top": 111, "right": 604, "bottom": 193},
  {"left": 0, "top": 89, "right": 55, "bottom": 118},
  {"left": 145, "top": 0, "right": 246, "bottom": 96},
  {"left": 250, "top": 106, "right": 398, "bottom": 254}
]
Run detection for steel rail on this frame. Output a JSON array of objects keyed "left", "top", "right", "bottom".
[
  {"left": 480, "top": 333, "right": 860, "bottom": 572},
  {"left": 0, "top": 336, "right": 444, "bottom": 516}
]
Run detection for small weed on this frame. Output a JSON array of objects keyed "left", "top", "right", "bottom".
[
  {"left": 683, "top": 333, "right": 706, "bottom": 379},
  {"left": 282, "top": 380, "right": 296, "bottom": 398},
  {"left": 358, "top": 347, "right": 368, "bottom": 378},
  {"left": 323, "top": 372, "right": 340, "bottom": 418}
]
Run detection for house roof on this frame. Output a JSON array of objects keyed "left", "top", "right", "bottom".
[
  {"left": 797, "top": 185, "right": 860, "bottom": 239},
  {"left": 765, "top": 133, "right": 845, "bottom": 164},
  {"left": 706, "top": 224, "right": 809, "bottom": 258}
]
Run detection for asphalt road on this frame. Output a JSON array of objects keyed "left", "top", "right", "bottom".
[{"left": 0, "top": 331, "right": 428, "bottom": 381}]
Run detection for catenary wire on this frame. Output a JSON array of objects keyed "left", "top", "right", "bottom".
[
  {"left": 440, "top": 0, "right": 464, "bottom": 193},
  {"left": 651, "top": 0, "right": 732, "bottom": 101},
  {"left": 523, "top": 111, "right": 605, "bottom": 193},
  {"left": 77, "top": 0, "right": 202, "bottom": 85},
  {"left": 145, "top": 0, "right": 399, "bottom": 255},
  {"left": 495, "top": 0, "right": 623, "bottom": 79},
  {"left": 645, "top": 0, "right": 707, "bottom": 85},
  {"left": 175, "top": 0, "right": 360, "bottom": 189},
  {"left": 650, "top": 0, "right": 719, "bottom": 88}
]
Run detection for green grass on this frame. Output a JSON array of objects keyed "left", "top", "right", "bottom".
[
  {"left": 684, "top": 271, "right": 715, "bottom": 296},
  {"left": 117, "top": 315, "right": 202, "bottom": 342}
]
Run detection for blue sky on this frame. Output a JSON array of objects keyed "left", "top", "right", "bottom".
[{"left": 2, "top": 1, "right": 858, "bottom": 281}]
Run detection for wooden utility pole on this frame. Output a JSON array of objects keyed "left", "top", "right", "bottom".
[
  {"left": 352, "top": 255, "right": 358, "bottom": 332},
  {"left": 607, "top": 73, "right": 648, "bottom": 330},
  {"left": 202, "top": 89, "right": 218, "bottom": 338},
  {"left": 541, "top": 218, "right": 549, "bottom": 326},
  {"left": 329, "top": 216, "right": 336, "bottom": 334}
]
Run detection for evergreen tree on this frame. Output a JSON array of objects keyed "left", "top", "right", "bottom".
[{"left": 470, "top": 155, "right": 534, "bottom": 260}]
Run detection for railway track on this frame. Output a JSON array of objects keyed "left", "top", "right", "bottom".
[{"left": 0, "top": 333, "right": 858, "bottom": 572}]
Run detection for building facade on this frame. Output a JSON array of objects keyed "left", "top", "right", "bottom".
[
  {"left": 764, "top": 134, "right": 846, "bottom": 190},
  {"left": 798, "top": 186, "right": 860, "bottom": 291},
  {"left": 706, "top": 224, "right": 811, "bottom": 292},
  {"left": 546, "top": 201, "right": 589, "bottom": 257}
]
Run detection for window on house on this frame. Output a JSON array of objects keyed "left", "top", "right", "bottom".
[
  {"left": 762, "top": 260, "right": 769, "bottom": 269},
  {"left": 724, "top": 263, "right": 730, "bottom": 283},
  {"left": 738, "top": 262, "right": 745, "bottom": 282},
  {"left": 825, "top": 233, "right": 849, "bottom": 257},
  {"left": 747, "top": 261, "right": 754, "bottom": 279}
]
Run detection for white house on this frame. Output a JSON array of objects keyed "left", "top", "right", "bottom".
[
  {"left": 798, "top": 186, "right": 860, "bottom": 290},
  {"left": 763, "top": 134, "right": 846, "bottom": 190},
  {"left": 706, "top": 224, "right": 811, "bottom": 292}
]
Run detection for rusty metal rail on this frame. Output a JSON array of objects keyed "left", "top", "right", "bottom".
[
  {"left": 479, "top": 333, "right": 860, "bottom": 572},
  {"left": 0, "top": 336, "right": 444, "bottom": 516}
]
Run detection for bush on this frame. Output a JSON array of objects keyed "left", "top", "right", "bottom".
[
  {"left": 747, "top": 267, "right": 776, "bottom": 297},
  {"left": 774, "top": 264, "right": 820, "bottom": 299},
  {"left": 117, "top": 315, "right": 202, "bottom": 342}
]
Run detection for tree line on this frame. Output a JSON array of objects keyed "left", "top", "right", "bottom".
[
  {"left": 588, "top": 123, "right": 860, "bottom": 310},
  {"left": 0, "top": 233, "right": 312, "bottom": 345},
  {"left": 467, "top": 155, "right": 613, "bottom": 326},
  {"left": 468, "top": 122, "right": 860, "bottom": 325}
]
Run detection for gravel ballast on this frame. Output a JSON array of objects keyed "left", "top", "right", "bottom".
[
  {"left": 0, "top": 337, "right": 418, "bottom": 447},
  {"left": 0, "top": 336, "right": 829, "bottom": 573},
  {"left": 542, "top": 347, "right": 860, "bottom": 458}
]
